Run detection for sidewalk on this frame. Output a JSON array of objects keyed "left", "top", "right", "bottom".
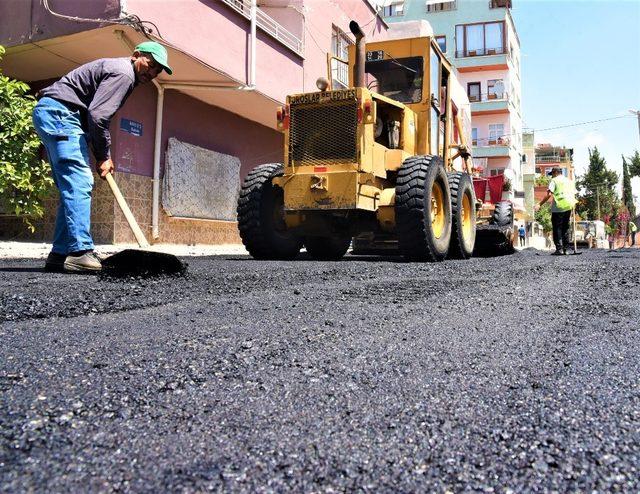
[{"left": 0, "top": 241, "right": 249, "bottom": 260}]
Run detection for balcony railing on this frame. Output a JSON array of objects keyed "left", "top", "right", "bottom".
[
  {"left": 455, "top": 46, "right": 506, "bottom": 58},
  {"left": 490, "top": 0, "right": 512, "bottom": 8},
  {"left": 221, "top": 0, "right": 304, "bottom": 56},
  {"left": 535, "top": 155, "right": 572, "bottom": 164},
  {"left": 473, "top": 136, "right": 510, "bottom": 147},
  {"left": 468, "top": 91, "right": 509, "bottom": 103},
  {"left": 426, "top": 1, "right": 457, "bottom": 13}
]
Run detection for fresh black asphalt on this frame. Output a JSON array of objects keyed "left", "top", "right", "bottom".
[{"left": 1, "top": 248, "right": 639, "bottom": 492}]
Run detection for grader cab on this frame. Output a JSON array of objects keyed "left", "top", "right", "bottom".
[{"left": 237, "top": 21, "right": 514, "bottom": 261}]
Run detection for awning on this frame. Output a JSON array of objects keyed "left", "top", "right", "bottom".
[{"left": 0, "top": 26, "right": 279, "bottom": 129}]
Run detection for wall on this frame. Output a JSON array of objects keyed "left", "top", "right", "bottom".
[
  {"left": 108, "top": 84, "right": 283, "bottom": 180},
  {"left": 0, "top": 0, "right": 121, "bottom": 47}
]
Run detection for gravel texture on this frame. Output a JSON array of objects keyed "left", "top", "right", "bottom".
[{"left": 1, "top": 248, "right": 639, "bottom": 492}]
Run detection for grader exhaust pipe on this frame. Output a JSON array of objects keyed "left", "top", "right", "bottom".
[{"left": 349, "top": 21, "right": 366, "bottom": 88}]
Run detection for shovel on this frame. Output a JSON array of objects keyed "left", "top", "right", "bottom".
[
  {"left": 101, "top": 172, "right": 186, "bottom": 276},
  {"left": 569, "top": 208, "right": 582, "bottom": 256}
]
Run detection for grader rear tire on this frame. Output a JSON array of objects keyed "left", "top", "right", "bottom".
[
  {"left": 237, "top": 163, "right": 302, "bottom": 260},
  {"left": 448, "top": 172, "right": 476, "bottom": 259},
  {"left": 304, "top": 236, "right": 351, "bottom": 261},
  {"left": 395, "top": 155, "right": 452, "bottom": 262}
]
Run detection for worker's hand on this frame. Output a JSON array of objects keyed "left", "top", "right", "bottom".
[
  {"left": 534, "top": 204, "right": 541, "bottom": 212},
  {"left": 96, "top": 159, "right": 115, "bottom": 179}
]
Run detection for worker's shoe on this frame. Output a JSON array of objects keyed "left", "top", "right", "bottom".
[
  {"left": 44, "top": 251, "right": 66, "bottom": 272},
  {"left": 551, "top": 250, "right": 564, "bottom": 256},
  {"left": 64, "top": 250, "right": 102, "bottom": 273}
]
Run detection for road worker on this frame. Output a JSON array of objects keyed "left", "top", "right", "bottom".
[
  {"left": 32, "top": 42, "right": 172, "bottom": 272},
  {"left": 535, "top": 167, "right": 577, "bottom": 255}
]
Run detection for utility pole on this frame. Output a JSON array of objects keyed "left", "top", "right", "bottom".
[
  {"left": 630, "top": 109, "right": 640, "bottom": 143},
  {"left": 596, "top": 187, "right": 601, "bottom": 220}
]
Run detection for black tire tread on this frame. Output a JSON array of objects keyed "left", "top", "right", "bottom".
[
  {"left": 395, "top": 155, "right": 451, "bottom": 262},
  {"left": 448, "top": 172, "right": 476, "bottom": 259},
  {"left": 237, "top": 163, "right": 301, "bottom": 260}
]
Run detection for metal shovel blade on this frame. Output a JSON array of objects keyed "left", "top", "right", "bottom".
[{"left": 101, "top": 249, "right": 187, "bottom": 277}]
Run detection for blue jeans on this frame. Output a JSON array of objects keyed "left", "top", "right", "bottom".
[{"left": 32, "top": 97, "right": 94, "bottom": 255}]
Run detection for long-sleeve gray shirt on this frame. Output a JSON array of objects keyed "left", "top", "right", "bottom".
[{"left": 39, "top": 57, "right": 137, "bottom": 161}]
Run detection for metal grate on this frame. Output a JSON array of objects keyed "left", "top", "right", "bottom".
[{"left": 289, "top": 100, "right": 358, "bottom": 167}]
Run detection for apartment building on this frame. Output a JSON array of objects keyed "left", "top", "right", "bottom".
[
  {"left": 0, "top": 0, "right": 386, "bottom": 245},
  {"left": 381, "top": 0, "right": 524, "bottom": 204},
  {"left": 534, "top": 144, "right": 575, "bottom": 179}
]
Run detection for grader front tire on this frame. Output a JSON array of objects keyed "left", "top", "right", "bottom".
[
  {"left": 395, "top": 155, "right": 452, "bottom": 262},
  {"left": 448, "top": 172, "right": 476, "bottom": 259},
  {"left": 237, "top": 163, "right": 302, "bottom": 260}
]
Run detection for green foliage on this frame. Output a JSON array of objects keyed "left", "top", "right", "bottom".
[
  {"left": 535, "top": 203, "right": 552, "bottom": 232},
  {"left": 534, "top": 175, "right": 550, "bottom": 187},
  {"left": 628, "top": 150, "right": 640, "bottom": 177},
  {"left": 575, "top": 147, "right": 620, "bottom": 223},
  {"left": 622, "top": 156, "right": 636, "bottom": 219},
  {"left": 0, "top": 45, "right": 53, "bottom": 232},
  {"left": 502, "top": 178, "right": 512, "bottom": 192}
]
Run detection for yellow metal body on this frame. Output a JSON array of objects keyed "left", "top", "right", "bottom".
[{"left": 271, "top": 36, "right": 470, "bottom": 235}]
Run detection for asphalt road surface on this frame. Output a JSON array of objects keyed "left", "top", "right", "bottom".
[{"left": 1, "top": 248, "right": 639, "bottom": 492}]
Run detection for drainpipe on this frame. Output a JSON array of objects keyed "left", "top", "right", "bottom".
[
  {"left": 250, "top": 0, "right": 257, "bottom": 87},
  {"left": 151, "top": 81, "right": 164, "bottom": 239}
]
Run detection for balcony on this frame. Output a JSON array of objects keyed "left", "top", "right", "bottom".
[
  {"left": 535, "top": 155, "right": 572, "bottom": 164},
  {"left": 455, "top": 46, "right": 507, "bottom": 58},
  {"left": 473, "top": 136, "right": 511, "bottom": 157},
  {"left": 221, "top": 0, "right": 304, "bottom": 56},
  {"left": 490, "top": 0, "right": 512, "bottom": 8},
  {"left": 469, "top": 91, "right": 510, "bottom": 114}
]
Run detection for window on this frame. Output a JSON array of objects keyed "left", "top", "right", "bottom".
[
  {"left": 435, "top": 35, "right": 446, "bottom": 52},
  {"left": 455, "top": 21, "right": 506, "bottom": 58},
  {"left": 331, "top": 26, "right": 351, "bottom": 89},
  {"left": 488, "top": 123, "right": 504, "bottom": 145},
  {"left": 487, "top": 79, "right": 505, "bottom": 99},
  {"left": 365, "top": 56, "right": 424, "bottom": 104},
  {"left": 382, "top": 1, "right": 404, "bottom": 17},
  {"left": 467, "top": 82, "right": 481, "bottom": 102},
  {"left": 472, "top": 128, "right": 478, "bottom": 146},
  {"left": 490, "top": 167, "right": 505, "bottom": 176},
  {"left": 426, "top": 0, "right": 457, "bottom": 12}
]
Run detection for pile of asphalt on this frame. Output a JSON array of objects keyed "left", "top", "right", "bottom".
[{"left": 1, "top": 249, "right": 638, "bottom": 491}]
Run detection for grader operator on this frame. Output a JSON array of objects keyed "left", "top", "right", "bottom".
[{"left": 237, "top": 21, "right": 513, "bottom": 261}]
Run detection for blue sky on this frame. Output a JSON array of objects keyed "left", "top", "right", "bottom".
[{"left": 511, "top": 0, "right": 640, "bottom": 200}]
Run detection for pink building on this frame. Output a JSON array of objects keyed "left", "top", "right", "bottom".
[{"left": 0, "top": 0, "right": 387, "bottom": 245}]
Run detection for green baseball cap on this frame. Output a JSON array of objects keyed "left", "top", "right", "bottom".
[{"left": 135, "top": 41, "right": 172, "bottom": 75}]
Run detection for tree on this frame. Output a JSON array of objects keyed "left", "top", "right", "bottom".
[
  {"left": 575, "top": 147, "right": 620, "bottom": 223},
  {"left": 628, "top": 150, "right": 640, "bottom": 178},
  {"left": 0, "top": 45, "right": 53, "bottom": 231},
  {"left": 535, "top": 203, "right": 552, "bottom": 232},
  {"left": 622, "top": 155, "right": 636, "bottom": 219}
]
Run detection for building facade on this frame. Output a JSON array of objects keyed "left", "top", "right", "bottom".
[
  {"left": 381, "top": 0, "right": 524, "bottom": 203},
  {"left": 0, "top": 0, "right": 386, "bottom": 245}
]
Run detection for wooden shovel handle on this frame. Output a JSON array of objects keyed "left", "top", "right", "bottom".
[{"left": 105, "top": 172, "right": 151, "bottom": 248}]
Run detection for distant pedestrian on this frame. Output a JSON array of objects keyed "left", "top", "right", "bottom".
[
  {"left": 518, "top": 224, "right": 526, "bottom": 247},
  {"left": 629, "top": 220, "right": 637, "bottom": 247},
  {"left": 535, "top": 167, "right": 577, "bottom": 255}
]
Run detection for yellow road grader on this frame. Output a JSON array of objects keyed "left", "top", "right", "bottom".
[{"left": 237, "top": 22, "right": 514, "bottom": 261}]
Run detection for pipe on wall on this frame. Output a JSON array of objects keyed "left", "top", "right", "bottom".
[{"left": 250, "top": 0, "right": 256, "bottom": 87}]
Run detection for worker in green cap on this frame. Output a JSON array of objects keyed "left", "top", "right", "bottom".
[{"left": 33, "top": 42, "right": 172, "bottom": 273}]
